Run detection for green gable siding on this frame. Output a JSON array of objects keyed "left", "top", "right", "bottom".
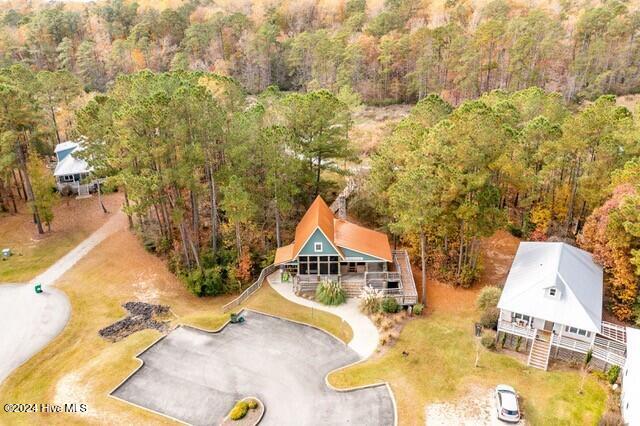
[
  {"left": 341, "top": 247, "right": 385, "bottom": 262},
  {"left": 298, "top": 229, "right": 338, "bottom": 256}
]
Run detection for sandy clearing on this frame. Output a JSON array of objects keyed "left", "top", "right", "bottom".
[
  {"left": 425, "top": 386, "right": 525, "bottom": 425},
  {"left": 0, "top": 284, "right": 71, "bottom": 384}
]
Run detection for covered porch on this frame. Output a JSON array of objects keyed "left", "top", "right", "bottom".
[
  {"left": 284, "top": 250, "right": 417, "bottom": 306},
  {"left": 497, "top": 311, "right": 627, "bottom": 367}
]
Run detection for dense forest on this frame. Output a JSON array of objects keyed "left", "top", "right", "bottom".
[
  {"left": 1, "top": 0, "right": 640, "bottom": 104},
  {"left": 366, "top": 89, "right": 640, "bottom": 322},
  {"left": 0, "top": 0, "right": 638, "bottom": 324}
]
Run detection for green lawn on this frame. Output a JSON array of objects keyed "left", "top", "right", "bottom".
[{"left": 329, "top": 307, "right": 607, "bottom": 425}]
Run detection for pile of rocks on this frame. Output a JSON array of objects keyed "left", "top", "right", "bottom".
[{"left": 99, "top": 301, "right": 171, "bottom": 342}]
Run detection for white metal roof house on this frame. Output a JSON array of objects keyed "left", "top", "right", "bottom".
[
  {"left": 53, "top": 141, "right": 94, "bottom": 196},
  {"left": 622, "top": 327, "right": 640, "bottom": 425},
  {"left": 497, "top": 242, "right": 627, "bottom": 371}
]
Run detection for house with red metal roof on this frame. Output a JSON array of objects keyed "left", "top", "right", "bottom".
[{"left": 274, "top": 196, "right": 417, "bottom": 305}]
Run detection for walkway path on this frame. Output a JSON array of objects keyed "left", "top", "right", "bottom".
[
  {"left": 267, "top": 270, "right": 379, "bottom": 360},
  {"left": 31, "top": 212, "right": 127, "bottom": 287},
  {"left": 0, "top": 211, "right": 127, "bottom": 384}
]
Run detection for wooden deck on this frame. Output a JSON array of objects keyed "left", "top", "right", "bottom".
[
  {"left": 292, "top": 249, "right": 418, "bottom": 306},
  {"left": 498, "top": 320, "right": 627, "bottom": 367}
]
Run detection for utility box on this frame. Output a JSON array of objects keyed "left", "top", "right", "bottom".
[{"left": 34, "top": 283, "right": 43, "bottom": 294}]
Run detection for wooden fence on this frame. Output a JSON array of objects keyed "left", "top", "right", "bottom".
[{"left": 222, "top": 264, "right": 277, "bottom": 312}]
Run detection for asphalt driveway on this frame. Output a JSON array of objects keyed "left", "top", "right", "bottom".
[{"left": 111, "top": 310, "right": 395, "bottom": 426}]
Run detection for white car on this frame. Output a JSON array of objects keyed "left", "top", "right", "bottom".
[{"left": 495, "top": 384, "right": 521, "bottom": 423}]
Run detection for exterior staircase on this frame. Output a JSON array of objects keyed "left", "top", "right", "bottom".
[{"left": 528, "top": 330, "right": 553, "bottom": 370}]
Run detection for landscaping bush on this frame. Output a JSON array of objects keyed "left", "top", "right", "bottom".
[
  {"left": 229, "top": 400, "right": 249, "bottom": 420},
  {"left": 476, "top": 286, "right": 502, "bottom": 310},
  {"left": 247, "top": 399, "right": 258, "bottom": 409},
  {"left": 359, "top": 286, "right": 383, "bottom": 314},
  {"left": 412, "top": 303, "right": 424, "bottom": 315},
  {"left": 315, "top": 280, "right": 346, "bottom": 305},
  {"left": 480, "top": 307, "right": 499, "bottom": 330},
  {"left": 507, "top": 222, "right": 523, "bottom": 238},
  {"left": 481, "top": 331, "right": 497, "bottom": 350},
  {"left": 381, "top": 297, "right": 399, "bottom": 313},
  {"left": 607, "top": 365, "right": 621, "bottom": 385}
]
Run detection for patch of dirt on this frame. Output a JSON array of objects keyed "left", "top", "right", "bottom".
[
  {"left": 99, "top": 302, "right": 172, "bottom": 342},
  {"left": 425, "top": 385, "right": 525, "bottom": 425},
  {"left": 478, "top": 230, "right": 520, "bottom": 287},
  {"left": 409, "top": 230, "right": 520, "bottom": 315},
  {"left": 0, "top": 192, "right": 123, "bottom": 242}
]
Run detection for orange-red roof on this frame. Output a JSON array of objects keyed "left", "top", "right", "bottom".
[
  {"left": 274, "top": 195, "right": 392, "bottom": 264},
  {"left": 334, "top": 219, "right": 392, "bottom": 262},
  {"left": 274, "top": 243, "right": 294, "bottom": 265},
  {"left": 291, "top": 196, "right": 341, "bottom": 258}
]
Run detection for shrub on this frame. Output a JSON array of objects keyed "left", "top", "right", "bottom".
[
  {"left": 381, "top": 297, "right": 399, "bottom": 313},
  {"left": 481, "top": 331, "right": 496, "bottom": 350},
  {"left": 412, "top": 303, "right": 424, "bottom": 315},
  {"left": 229, "top": 400, "right": 249, "bottom": 420},
  {"left": 507, "top": 222, "right": 523, "bottom": 238},
  {"left": 476, "top": 286, "right": 502, "bottom": 310},
  {"left": 315, "top": 280, "right": 346, "bottom": 305},
  {"left": 380, "top": 317, "right": 394, "bottom": 332},
  {"left": 371, "top": 312, "right": 384, "bottom": 327},
  {"left": 500, "top": 332, "right": 507, "bottom": 348},
  {"left": 480, "top": 307, "right": 499, "bottom": 330},
  {"left": 359, "top": 286, "right": 383, "bottom": 314},
  {"left": 247, "top": 399, "right": 258, "bottom": 410},
  {"left": 606, "top": 365, "right": 621, "bottom": 385},
  {"left": 182, "top": 266, "right": 225, "bottom": 297}
]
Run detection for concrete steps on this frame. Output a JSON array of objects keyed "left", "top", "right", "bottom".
[{"left": 528, "top": 330, "right": 552, "bottom": 370}]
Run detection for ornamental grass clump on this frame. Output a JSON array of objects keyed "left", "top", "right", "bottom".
[
  {"left": 359, "top": 286, "right": 383, "bottom": 314},
  {"left": 315, "top": 280, "right": 346, "bottom": 305},
  {"left": 229, "top": 400, "right": 249, "bottom": 420}
]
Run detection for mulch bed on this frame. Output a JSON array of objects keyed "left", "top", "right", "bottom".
[{"left": 99, "top": 301, "right": 172, "bottom": 342}]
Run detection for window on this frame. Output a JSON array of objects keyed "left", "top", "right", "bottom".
[
  {"left": 314, "top": 242, "right": 323, "bottom": 252},
  {"left": 546, "top": 287, "right": 560, "bottom": 298},
  {"left": 60, "top": 175, "right": 74, "bottom": 183},
  {"left": 513, "top": 313, "right": 531, "bottom": 325},
  {"left": 564, "top": 326, "right": 591, "bottom": 338}
]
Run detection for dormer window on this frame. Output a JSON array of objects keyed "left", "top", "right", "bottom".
[
  {"left": 314, "top": 242, "right": 323, "bottom": 252},
  {"left": 546, "top": 287, "right": 560, "bottom": 299}
]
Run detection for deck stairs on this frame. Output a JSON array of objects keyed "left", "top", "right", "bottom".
[
  {"left": 392, "top": 250, "right": 418, "bottom": 305},
  {"left": 528, "top": 329, "right": 553, "bottom": 370}
]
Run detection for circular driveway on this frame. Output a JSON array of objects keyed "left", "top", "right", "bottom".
[{"left": 112, "top": 310, "right": 395, "bottom": 425}]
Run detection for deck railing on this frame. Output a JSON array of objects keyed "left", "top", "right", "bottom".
[
  {"left": 497, "top": 320, "right": 536, "bottom": 339},
  {"left": 222, "top": 264, "right": 277, "bottom": 312},
  {"left": 552, "top": 334, "right": 592, "bottom": 353},
  {"left": 600, "top": 321, "right": 627, "bottom": 344},
  {"left": 392, "top": 250, "right": 418, "bottom": 305}
]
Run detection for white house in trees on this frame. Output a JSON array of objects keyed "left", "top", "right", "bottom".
[
  {"left": 53, "top": 141, "right": 93, "bottom": 196},
  {"left": 497, "top": 242, "right": 627, "bottom": 371}
]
